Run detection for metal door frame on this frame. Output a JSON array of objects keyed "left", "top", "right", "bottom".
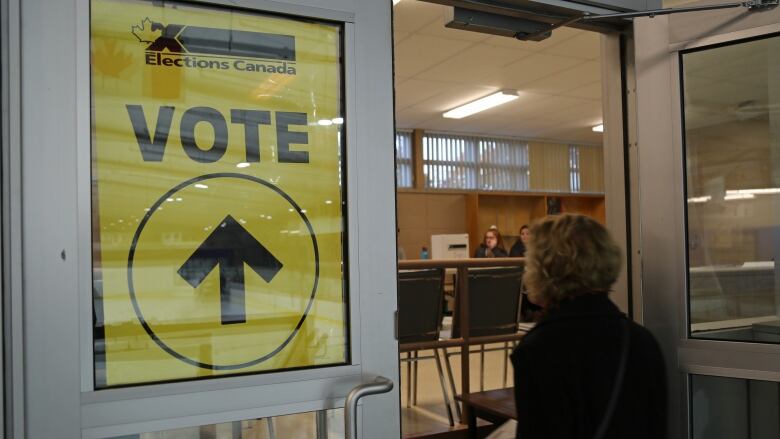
[
  {"left": 634, "top": 10, "right": 780, "bottom": 438},
  {"left": 5, "top": 0, "right": 401, "bottom": 437}
]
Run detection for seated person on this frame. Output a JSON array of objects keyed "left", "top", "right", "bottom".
[
  {"left": 510, "top": 225, "right": 542, "bottom": 320},
  {"left": 509, "top": 225, "right": 530, "bottom": 257},
  {"left": 511, "top": 214, "right": 666, "bottom": 439},
  {"left": 474, "top": 228, "right": 508, "bottom": 258}
]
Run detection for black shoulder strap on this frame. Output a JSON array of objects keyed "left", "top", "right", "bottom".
[{"left": 594, "top": 318, "right": 631, "bottom": 439}]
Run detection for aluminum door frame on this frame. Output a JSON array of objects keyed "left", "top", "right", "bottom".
[
  {"left": 7, "top": 0, "right": 400, "bottom": 437},
  {"left": 633, "top": 7, "right": 780, "bottom": 438}
]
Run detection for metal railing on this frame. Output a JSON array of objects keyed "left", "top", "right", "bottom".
[{"left": 397, "top": 257, "right": 526, "bottom": 427}]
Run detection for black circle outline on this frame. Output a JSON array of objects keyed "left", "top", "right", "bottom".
[{"left": 128, "top": 173, "right": 320, "bottom": 370}]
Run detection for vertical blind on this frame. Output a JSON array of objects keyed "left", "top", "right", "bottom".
[
  {"left": 395, "top": 131, "right": 413, "bottom": 188},
  {"left": 395, "top": 131, "right": 603, "bottom": 193},
  {"left": 569, "top": 145, "right": 581, "bottom": 192},
  {"left": 422, "top": 132, "right": 529, "bottom": 191},
  {"left": 422, "top": 133, "right": 478, "bottom": 189}
]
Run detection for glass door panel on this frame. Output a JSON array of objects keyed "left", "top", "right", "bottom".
[{"left": 681, "top": 33, "right": 780, "bottom": 343}]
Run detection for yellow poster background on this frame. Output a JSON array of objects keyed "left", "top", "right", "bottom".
[{"left": 91, "top": 0, "right": 347, "bottom": 387}]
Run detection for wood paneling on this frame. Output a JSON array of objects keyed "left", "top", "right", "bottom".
[
  {"left": 560, "top": 196, "right": 606, "bottom": 224},
  {"left": 397, "top": 193, "right": 467, "bottom": 258},
  {"left": 398, "top": 189, "right": 604, "bottom": 259},
  {"left": 478, "top": 195, "right": 544, "bottom": 237},
  {"left": 465, "top": 193, "right": 480, "bottom": 255}
]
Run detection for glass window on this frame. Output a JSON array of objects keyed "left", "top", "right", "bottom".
[
  {"left": 682, "top": 33, "right": 780, "bottom": 342},
  {"left": 691, "top": 375, "right": 779, "bottom": 439},
  {"left": 422, "top": 132, "right": 529, "bottom": 191},
  {"left": 91, "top": 0, "right": 349, "bottom": 388},
  {"left": 423, "top": 132, "right": 478, "bottom": 190},
  {"left": 569, "top": 145, "right": 581, "bottom": 192},
  {"left": 396, "top": 131, "right": 413, "bottom": 188},
  {"left": 479, "top": 137, "right": 530, "bottom": 191}
]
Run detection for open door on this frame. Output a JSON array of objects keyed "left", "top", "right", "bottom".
[
  {"left": 4, "top": 0, "right": 400, "bottom": 437},
  {"left": 634, "top": 2, "right": 780, "bottom": 438}
]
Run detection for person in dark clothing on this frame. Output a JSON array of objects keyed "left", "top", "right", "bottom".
[
  {"left": 511, "top": 214, "right": 667, "bottom": 439},
  {"left": 510, "top": 225, "right": 542, "bottom": 320},
  {"left": 474, "top": 228, "right": 508, "bottom": 258},
  {"left": 509, "top": 225, "right": 530, "bottom": 257}
]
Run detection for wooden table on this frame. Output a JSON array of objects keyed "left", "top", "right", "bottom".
[{"left": 456, "top": 388, "right": 516, "bottom": 439}]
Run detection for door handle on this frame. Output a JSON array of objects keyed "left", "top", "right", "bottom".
[{"left": 344, "top": 376, "right": 394, "bottom": 439}]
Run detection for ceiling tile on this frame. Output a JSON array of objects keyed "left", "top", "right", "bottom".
[
  {"left": 409, "top": 85, "right": 498, "bottom": 113},
  {"left": 416, "top": 44, "right": 534, "bottom": 84},
  {"left": 394, "top": 35, "right": 473, "bottom": 78},
  {"left": 480, "top": 53, "right": 585, "bottom": 89},
  {"left": 522, "top": 61, "right": 601, "bottom": 95},
  {"left": 530, "top": 126, "right": 603, "bottom": 145},
  {"left": 394, "top": 78, "right": 456, "bottom": 110},
  {"left": 393, "top": 6, "right": 606, "bottom": 144},
  {"left": 392, "top": 0, "right": 444, "bottom": 33},
  {"left": 565, "top": 81, "right": 602, "bottom": 100},
  {"left": 395, "top": 106, "right": 434, "bottom": 129},
  {"left": 393, "top": 31, "right": 411, "bottom": 45},
  {"left": 544, "top": 31, "right": 601, "bottom": 60}
]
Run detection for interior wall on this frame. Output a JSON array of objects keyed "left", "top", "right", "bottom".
[
  {"left": 528, "top": 142, "right": 570, "bottom": 191},
  {"left": 396, "top": 192, "right": 467, "bottom": 258},
  {"left": 579, "top": 145, "right": 606, "bottom": 192}
]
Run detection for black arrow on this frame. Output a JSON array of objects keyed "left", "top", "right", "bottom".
[{"left": 178, "top": 215, "right": 283, "bottom": 325}]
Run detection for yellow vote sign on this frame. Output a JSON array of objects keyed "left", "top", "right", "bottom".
[{"left": 91, "top": 0, "right": 348, "bottom": 388}]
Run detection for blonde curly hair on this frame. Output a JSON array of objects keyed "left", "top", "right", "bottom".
[{"left": 523, "top": 214, "right": 621, "bottom": 307}]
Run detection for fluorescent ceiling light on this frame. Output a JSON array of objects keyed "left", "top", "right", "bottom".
[
  {"left": 726, "top": 188, "right": 780, "bottom": 195},
  {"left": 724, "top": 193, "right": 755, "bottom": 201},
  {"left": 592, "top": 124, "right": 604, "bottom": 133},
  {"left": 393, "top": 0, "right": 402, "bottom": 5},
  {"left": 443, "top": 90, "right": 519, "bottom": 119},
  {"left": 687, "top": 196, "right": 711, "bottom": 203},
  {"left": 318, "top": 119, "right": 333, "bottom": 126}
]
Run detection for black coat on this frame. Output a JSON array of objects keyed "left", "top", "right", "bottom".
[
  {"left": 474, "top": 245, "right": 508, "bottom": 258},
  {"left": 509, "top": 241, "right": 526, "bottom": 257},
  {"left": 510, "top": 294, "right": 667, "bottom": 439}
]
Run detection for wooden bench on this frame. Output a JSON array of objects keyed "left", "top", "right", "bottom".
[{"left": 457, "top": 388, "right": 516, "bottom": 439}]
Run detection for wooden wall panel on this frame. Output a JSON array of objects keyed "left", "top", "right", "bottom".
[
  {"left": 465, "top": 194, "right": 480, "bottom": 254},
  {"left": 561, "top": 196, "right": 606, "bottom": 224},
  {"left": 478, "top": 196, "right": 539, "bottom": 238},
  {"left": 396, "top": 192, "right": 467, "bottom": 258}
]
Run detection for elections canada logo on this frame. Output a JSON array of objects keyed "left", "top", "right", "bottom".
[{"left": 131, "top": 17, "right": 297, "bottom": 74}]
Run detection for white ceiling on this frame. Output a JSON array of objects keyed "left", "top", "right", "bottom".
[{"left": 393, "top": 0, "right": 604, "bottom": 144}]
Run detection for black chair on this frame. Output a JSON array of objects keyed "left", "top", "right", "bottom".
[
  {"left": 445, "top": 266, "right": 525, "bottom": 421},
  {"left": 398, "top": 268, "right": 455, "bottom": 426},
  {"left": 451, "top": 267, "right": 524, "bottom": 338}
]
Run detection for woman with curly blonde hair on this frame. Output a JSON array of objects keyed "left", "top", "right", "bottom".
[{"left": 510, "top": 214, "right": 666, "bottom": 439}]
